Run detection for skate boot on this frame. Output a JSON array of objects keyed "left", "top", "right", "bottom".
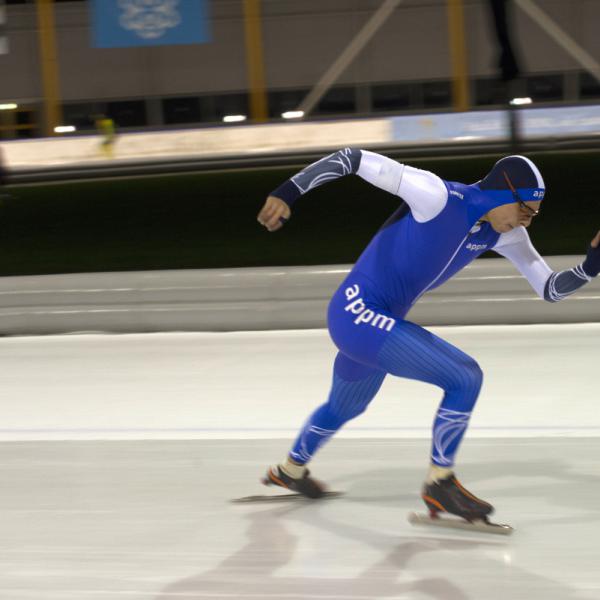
[
  {"left": 422, "top": 473, "right": 493, "bottom": 522},
  {"left": 262, "top": 465, "right": 326, "bottom": 499},
  {"left": 409, "top": 473, "right": 512, "bottom": 534}
]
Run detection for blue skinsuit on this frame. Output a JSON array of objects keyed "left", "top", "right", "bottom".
[
  {"left": 271, "top": 148, "right": 546, "bottom": 467},
  {"left": 352, "top": 181, "right": 502, "bottom": 316}
]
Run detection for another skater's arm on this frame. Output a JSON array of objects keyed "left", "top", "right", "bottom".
[
  {"left": 493, "top": 227, "right": 600, "bottom": 301},
  {"left": 258, "top": 148, "right": 446, "bottom": 231}
]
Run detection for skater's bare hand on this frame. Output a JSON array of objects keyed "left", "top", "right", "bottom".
[
  {"left": 591, "top": 230, "right": 600, "bottom": 248},
  {"left": 257, "top": 195, "right": 291, "bottom": 232}
]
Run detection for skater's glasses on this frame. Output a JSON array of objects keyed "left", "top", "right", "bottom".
[{"left": 502, "top": 171, "right": 540, "bottom": 218}]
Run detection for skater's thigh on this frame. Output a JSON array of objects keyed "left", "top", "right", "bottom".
[
  {"left": 328, "top": 274, "right": 479, "bottom": 384},
  {"left": 333, "top": 351, "right": 385, "bottom": 382},
  {"left": 327, "top": 274, "right": 401, "bottom": 370},
  {"left": 377, "top": 319, "right": 481, "bottom": 388}
]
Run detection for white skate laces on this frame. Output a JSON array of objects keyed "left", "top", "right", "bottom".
[
  {"left": 426, "top": 464, "right": 454, "bottom": 484},
  {"left": 280, "top": 457, "right": 307, "bottom": 479}
]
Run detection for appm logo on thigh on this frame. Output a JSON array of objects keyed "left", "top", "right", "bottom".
[{"left": 344, "top": 285, "right": 396, "bottom": 332}]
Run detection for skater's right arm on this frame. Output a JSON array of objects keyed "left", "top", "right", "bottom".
[
  {"left": 493, "top": 226, "right": 600, "bottom": 301},
  {"left": 257, "top": 148, "right": 447, "bottom": 231}
]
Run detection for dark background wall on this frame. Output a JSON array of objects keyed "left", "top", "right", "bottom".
[
  {"left": 2, "top": 1, "right": 599, "bottom": 277},
  {"left": 1, "top": 149, "right": 598, "bottom": 276}
]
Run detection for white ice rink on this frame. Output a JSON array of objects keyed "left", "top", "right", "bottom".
[{"left": 1, "top": 323, "right": 599, "bottom": 599}]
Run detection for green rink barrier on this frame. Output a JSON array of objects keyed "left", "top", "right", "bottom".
[{"left": 1, "top": 150, "right": 599, "bottom": 276}]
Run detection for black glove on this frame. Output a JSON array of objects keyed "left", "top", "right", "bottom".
[{"left": 582, "top": 243, "right": 600, "bottom": 277}]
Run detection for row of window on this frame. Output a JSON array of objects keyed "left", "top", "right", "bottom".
[
  {"left": 3, "top": 71, "right": 600, "bottom": 138},
  {"left": 66, "top": 72, "right": 600, "bottom": 129}
]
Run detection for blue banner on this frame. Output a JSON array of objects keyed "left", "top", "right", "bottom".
[
  {"left": 91, "top": 0, "right": 210, "bottom": 48},
  {"left": 390, "top": 104, "right": 600, "bottom": 145}
]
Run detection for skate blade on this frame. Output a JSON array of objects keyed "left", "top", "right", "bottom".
[
  {"left": 408, "top": 512, "right": 513, "bottom": 536},
  {"left": 231, "top": 491, "right": 344, "bottom": 504}
]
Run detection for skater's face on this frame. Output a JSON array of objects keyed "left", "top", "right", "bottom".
[{"left": 482, "top": 200, "right": 542, "bottom": 233}]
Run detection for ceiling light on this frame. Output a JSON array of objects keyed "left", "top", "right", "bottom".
[
  {"left": 223, "top": 115, "right": 247, "bottom": 123},
  {"left": 509, "top": 97, "right": 532, "bottom": 106}
]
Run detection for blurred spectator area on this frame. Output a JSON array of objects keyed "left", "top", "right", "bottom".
[
  {"left": 54, "top": 71, "right": 600, "bottom": 133},
  {"left": 1, "top": 0, "right": 599, "bottom": 136}
]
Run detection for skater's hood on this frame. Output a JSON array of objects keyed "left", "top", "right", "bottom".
[{"left": 469, "top": 155, "right": 546, "bottom": 213}]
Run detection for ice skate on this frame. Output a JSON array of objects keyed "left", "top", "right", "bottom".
[
  {"left": 262, "top": 464, "right": 329, "bottom": 497},
  {"left": 232, "top": 465, "right": 341, "bottom": 503},
  {"left": 408, "top": 474, "right": 513, "bottom": 535}
]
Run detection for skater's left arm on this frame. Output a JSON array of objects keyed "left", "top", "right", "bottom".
[
  {"left": 493, "top": 227, "right": 600, "bottom": 302},
  {"left": 257, "top": 148, "right": 447, "bottom": 232}
]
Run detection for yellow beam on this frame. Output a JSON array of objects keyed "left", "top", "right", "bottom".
[
  {"left": 446, "top": 0, "right": 470, "bottom": 112},
  {"left": 243, "top": 0, "right": 268, "bottom": 122},
  {"left": 36, "top": 0, "right": 62, "bottom": 136}
]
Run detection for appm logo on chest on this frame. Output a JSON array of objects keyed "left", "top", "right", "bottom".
[{"left": 466, "top": 242, "right": 488, "bottom": 251}]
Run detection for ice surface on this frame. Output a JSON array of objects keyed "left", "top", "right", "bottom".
[{"left": 0, "top": 324, "right": 599, "bottom": 598}]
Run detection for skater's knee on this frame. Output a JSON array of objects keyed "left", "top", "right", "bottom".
[
  {"left": 466, "top": 359, "right": 483, "bottom": 385},
  {"left": 327, "top": 370, "right": 385, "bottom": 423},
  {"left": 449, "top": 358, "right": 483, "bottom": 394},
  {"left": 333, "top": 352, "right": 382, "bottom": 382}
]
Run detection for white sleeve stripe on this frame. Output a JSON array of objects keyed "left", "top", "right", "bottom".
[
  {"left": 396, "top": 165, "right": 448, "bottom": 223},
  {"left": 357, "top": 150, "right": 405, "bottom": 196},
  {"left": 492, "top": 226, "right": 552, "bottom": 298},
  {"left": 573, "top": 264, "right": 592, "bottom": 282},
  {"left": 357, "top": 151, "right": 447, "bottom": 223},
  {"left": 545, "top": 265, "right": 591, "bottom": 302},
  {"left": 547, "top": 273, "right": 562, "bottom": 301}
]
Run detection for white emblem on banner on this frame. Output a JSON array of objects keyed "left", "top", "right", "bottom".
[
  {"left": 0, "top": 0, "right": 8, "bottom": 55},
  {"left": 119, "top": 0, "right": 181, "bottom": 40}
]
